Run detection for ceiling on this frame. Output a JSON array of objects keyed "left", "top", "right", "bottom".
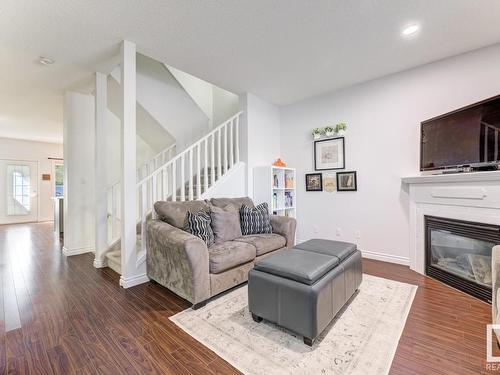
[{"left": 1, "top": 0, "right": 500, "bottom": 143}]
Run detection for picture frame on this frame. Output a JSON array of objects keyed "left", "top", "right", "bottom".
[
  {"left": 314, "top": 137, "right": 345, "bottom": 171},
  {"left": 305, "top": 173, "right": 323, "bottom": 191},
  {"left": 336, "top": 171, "right": 357, "bottom": 191}
]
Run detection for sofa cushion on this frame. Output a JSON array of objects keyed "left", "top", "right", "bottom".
[
  {"left": 254, "top": 249, "right": 339, "bottom": 285},
  {"left": 208, "top": 241, "right": 256, "bottom": 274},
  {"left": 154, "top": 200, "right": 210, "bottom": 229},
  {"left": 240, "top": 203, "right": 273, "bottom": 235},
  {"left": 210, "top": 197, "right": 254, "bottom": 210},
  {"left": 185, "top": 210, "right": 215, "bottom": 247},
  {"left": 210, "top": 204, "right": 242, "bottom": 243},
  {"left": 294, "top": 239, "right": 357, "bottom": 262},
  {"left": 234, "top": 233, "right": 286, "bottom": 256}
]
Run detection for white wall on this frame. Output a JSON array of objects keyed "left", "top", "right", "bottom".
[
  {"left": 212, "top": 85, "right": 240, "bottom": 126},
  {"left": 63, "top": 91, "right": 95, "bottom": 255},
  {"left": 240, "top": 93, "right": 281, "bottom": 198},
  {"left": 280, "top": 43, "right": 500, "bottom": 263},
  {"left": 0, "top": 137, "right": 63, "bottom": 222}
]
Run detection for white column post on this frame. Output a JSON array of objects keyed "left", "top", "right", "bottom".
[
  {"left": 119, "top": 40, "right": 146, "bottom": 288},
  {"left": 94, "top": 72, "right": 108, "bottom": 268}
]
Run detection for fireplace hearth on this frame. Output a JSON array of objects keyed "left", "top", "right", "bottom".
[{"left": 425, "top": 216, "right": 500, "bottom": 303}]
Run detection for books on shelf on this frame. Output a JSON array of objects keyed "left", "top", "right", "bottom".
[
  {"left": 285, "top": 174, "right": 294, "bottom": 188},
  {"left": 285, "top": 191, "right": 293, "bottom": 208}
]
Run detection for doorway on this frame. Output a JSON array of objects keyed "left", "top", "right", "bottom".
[{"left": 0, "top": 159, "right": 39, "bottom": 224}]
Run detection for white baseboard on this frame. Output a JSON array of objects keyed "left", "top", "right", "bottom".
[
  {"left": 296, "top": 239, "right": 409, "bottom": 266},
  {"left": 119, "top": 273, "right": 150, "bottom": 288},
  {"left": 62, "top": 245, "right": 94, "bottom": 256},
  {"left": 361, "top": 250, "right": 409, "bottom": 266},
  {"left": 93, "top": 258, "right": 107, "bottom": 268}
]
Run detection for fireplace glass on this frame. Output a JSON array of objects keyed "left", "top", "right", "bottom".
[
  {"left": 429, "top": 229, "right": 493, "bottom": 287},
  {"left": 425, "top": 216, "right": 500, "bottom": 303}
]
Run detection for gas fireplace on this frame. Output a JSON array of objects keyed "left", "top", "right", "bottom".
[{"left": 425, "top": 215, "right": 500, "bottom": 303}]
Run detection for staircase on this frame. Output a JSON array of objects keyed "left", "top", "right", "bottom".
[{"left": 103, "top": 111, "right": 243, "bottom": 275}]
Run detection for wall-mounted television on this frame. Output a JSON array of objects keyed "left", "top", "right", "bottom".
[{"left": 420, "top": 95, "right": 500, "bottom": 172}]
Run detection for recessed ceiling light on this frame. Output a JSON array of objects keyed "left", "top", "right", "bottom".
[
  {"left": 402, "top": 24, "right": 420, "bottom": 37},
  {"left": 38, "top": 56, "right": 55, "bottom": 66}
]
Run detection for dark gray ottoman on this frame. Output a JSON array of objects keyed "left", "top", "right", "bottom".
[{"left": 248, "top": 239, "right": 362, "bottom": 346}]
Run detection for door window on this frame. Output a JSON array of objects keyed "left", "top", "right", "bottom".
[{"left": 7, "top": 165, "right": 31, "bottom": 215}]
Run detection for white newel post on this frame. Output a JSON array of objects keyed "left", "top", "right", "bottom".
[
  {"left": 119, "top": 40, "right": 147, "bottom": 288},
  {"left": 94, "top": 72, "right": 108, "bottom": 268}
]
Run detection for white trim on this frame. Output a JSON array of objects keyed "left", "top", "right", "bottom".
[
  {"left": 360, "top": 249, "right": 410, "bottom": 266},
  {"left": 93, "top": 258, "right": 107, "bottom": 268},
  {"left": 296, "top": 239, "right": 409, "bottom": 266},
  {"left": 119, "top": 273, "right": 149, "bottom": 288},
  {"left": 62, "top": 245, "right": 93, "bottom": 256}
]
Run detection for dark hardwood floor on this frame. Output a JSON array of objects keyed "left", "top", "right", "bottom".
[{"left": 0, "top": 222, "right": 497, "bottom": 374}]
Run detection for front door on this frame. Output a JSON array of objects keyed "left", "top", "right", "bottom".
[{"left": 0, "top": 160, "right": 38, "bottom": 224}]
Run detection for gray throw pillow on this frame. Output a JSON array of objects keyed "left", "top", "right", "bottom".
[{"left": 210, "top": 204, "right": 242, "bottom": 243}]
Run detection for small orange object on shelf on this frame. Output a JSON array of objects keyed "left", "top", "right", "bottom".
[{"left": 273, "top": 158, "right": 287, "bottom": 167}]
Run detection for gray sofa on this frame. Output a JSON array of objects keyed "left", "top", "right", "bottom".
[{"left": 146, "top": 197, "right": 297, "bottom": 308}]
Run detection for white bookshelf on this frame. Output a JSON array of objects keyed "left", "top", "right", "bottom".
[{"left": 253, "top": 166, "right": 296, "bottom": 218}]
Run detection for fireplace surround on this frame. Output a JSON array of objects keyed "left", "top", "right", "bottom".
[
  {"left": 425, "top": 215, "right": 500, "bottom": 303},
  {"left": 402, "top": 170, "right": 500, "bottom": 302}
]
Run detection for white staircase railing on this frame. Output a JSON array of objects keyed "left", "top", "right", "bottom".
[
  {"left": 105, "top": 111, "right": 242, "bottom": 258},
  {"left": 136, "top": 111, "right": 242, "bottom": 254},
  {"left": 138, "top": 143, "right": 177, "bottom": 180},
  {"left": 106, "top": 142, "right": 176, "bottom": 246}
]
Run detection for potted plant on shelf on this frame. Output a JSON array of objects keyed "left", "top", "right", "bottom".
[
  {"left": 335, "top": 122, "right": 347, "bottom": 136},
  {"left": 324, "top": 125, "right": 335, "bottom": 137},
  {"left": 312, "top": 128, "right": 322, "bottom": 140}
]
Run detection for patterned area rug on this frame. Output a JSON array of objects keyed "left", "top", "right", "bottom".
[{"left": 170, "top": 274, "right": 417, "bottom": 375}]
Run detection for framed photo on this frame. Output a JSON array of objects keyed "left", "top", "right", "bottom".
[
  {"left": 305, "top": 173, "right": 323, "bottom": 191},
  {"left": 314, "top": 137, "right": 345, "bottom": 171},
  {"left": 336, "top": 171, "right": 357, "bottom": 191}
]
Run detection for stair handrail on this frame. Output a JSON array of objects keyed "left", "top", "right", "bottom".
[{"left": 137, "top": 111, "right": 242, "bottom": 187}]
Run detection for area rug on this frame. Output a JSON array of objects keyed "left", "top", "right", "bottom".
[{"left": 170, "top": 274, "right": 417, "bottom": 375}]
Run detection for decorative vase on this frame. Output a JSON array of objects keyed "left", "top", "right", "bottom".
[
  {"left": 336, "top": 130, "right": 345, "bottom": 136},
  {"left": 325, "top": 131, "right": 334, "bottom": 137},
  {"left": 313, "top": 133, "right": 321, "bottom": 140}
]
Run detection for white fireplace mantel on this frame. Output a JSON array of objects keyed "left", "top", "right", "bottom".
[{"left": 402, "top": 171, "right": 500, "bottom": 274}]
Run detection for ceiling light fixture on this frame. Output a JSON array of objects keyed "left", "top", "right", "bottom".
[
  {"left": 401, "top": 24, "right": 420, "bottom": 37},
  {"left": 38, "top": 56, "right": 55, "bottom": 66}
]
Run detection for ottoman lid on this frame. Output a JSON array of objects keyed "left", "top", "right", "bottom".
[
  {"left": 254, "top": 249, "right": 339, "bottom": 285},
  {"left": 294, "top": 239, "right": 357, "bottom": 262}
]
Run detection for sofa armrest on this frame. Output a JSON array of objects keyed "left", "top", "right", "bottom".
[
  {"left": 146, "top": 219, "right": 210, "bottom": 304},
  {"left": 270, "top": 215, "right": 297, "bottom": 248}
]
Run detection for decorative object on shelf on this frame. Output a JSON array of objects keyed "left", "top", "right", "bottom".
[
  {"left": 314, "top": 137, "right": 345, "bottom": 171},
  {"left": 285, "top": 174, "right": 294, "bottom": 188},
  {"left": 305, "top": 173, "right": 323, "bottom": 191},
  {"left": 335, "top": 122, "right": 347, "bottom": 136},
  {"left": 323, "top": 174, "right": 336, "bottom": 192},
  {"left": 312, "top": 128, "right": 322, "bottom": 140},
  {"left": 273, "top": 192, "right": 278, "bottom": 209},
  {"left": 336, "top": 171, "right": 357, "bottom": 191},
  {"left": 273, "top": 158, "right": 287, "bottom": 167},
  {"left": 284, "top": 191, "right": 293, "bottom": 207},
  {"left": 273, "top": 173, "right": 279, "bottom": 188},
  {"left": 324, "top": 126, "right": 335, "bottom": 137}
]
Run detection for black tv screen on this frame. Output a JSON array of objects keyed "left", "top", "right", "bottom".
[{"left": 421, "top": 95, "right": 500, "bottom": 171}]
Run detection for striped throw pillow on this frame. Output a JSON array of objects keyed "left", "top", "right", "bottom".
[
  {"left": 186, "top": 210, "right": 215, "bottom": 247},
  {"left": 240, "top": 203, "right": 273, "bottom": 235}
]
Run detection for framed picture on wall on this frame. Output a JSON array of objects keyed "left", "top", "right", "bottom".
[
  {"left": 305, "top": 173, "right": 323, "bottom": 191},
  {"left": 314, "top": 137, "right": 345, "bottom": 171},
  {"left": 336, "top": 171, "right": 357, "bottom": 191}
]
